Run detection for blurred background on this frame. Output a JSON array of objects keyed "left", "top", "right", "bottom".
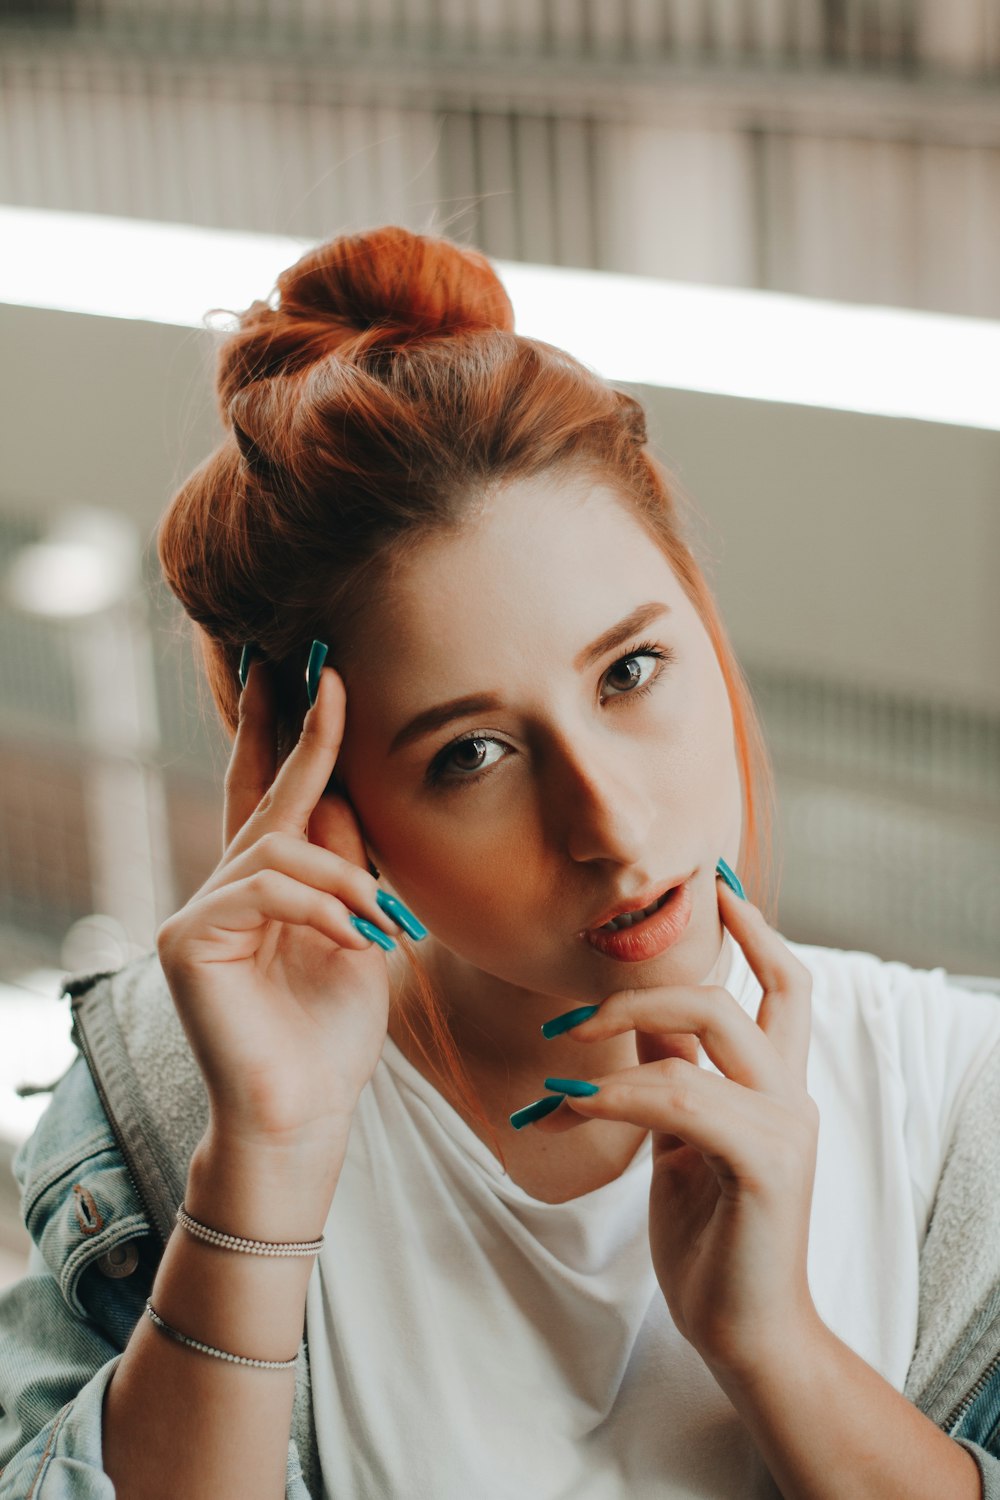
[{"left": 1, "top": 0, "right": 999, "bottom": 1282}]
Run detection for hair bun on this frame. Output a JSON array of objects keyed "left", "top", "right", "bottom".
[
  {"left": 283, "top": 226, "right": 514, "bottom": 340},
  {"left": 218, "top": 227, "right": 515, "bottom": 410}
]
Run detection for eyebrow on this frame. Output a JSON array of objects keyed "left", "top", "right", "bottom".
[{"left": 387, "top": 600, "right": 672, "bottom": 756}]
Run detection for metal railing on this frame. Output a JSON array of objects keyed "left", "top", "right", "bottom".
[
  {"left": 2, "top": 0, "right": 999, "bottom": 76},
  {"left": 1, "top": 508, "right": 998, "bottom": 978}
]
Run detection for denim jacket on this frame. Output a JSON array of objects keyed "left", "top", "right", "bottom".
[{"left": 2, "top": 953, "right": 999, "bottom": 1499}]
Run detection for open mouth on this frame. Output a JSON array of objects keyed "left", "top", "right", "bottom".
[
  {"left": 594, "top": 886, "right": 675, "bottom": 933},
  {"left": 582, "top": 877, "right": 694, "bottom": 961}
]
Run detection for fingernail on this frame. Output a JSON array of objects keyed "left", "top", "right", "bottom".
[
  {"left": 543, "top": 1077, "right": 600, "bottom": 1097},
  {"left": 305, "top": 640, "right": 329, "bottom": 708},
  {"left": 238, "top": 643, "right": 255, "bottom": 691},
  {"left": 541, "top": 1004, "right": 600, "bottom": 1039},
  {"left": 509, "top": 1094, "right": 566, "bottom": 1131},
  {"left": 349, "top": 915, "right": 396, "bottom": 951},
  {"left": 715, "top": 857, "right": 746, "bottom": 900},
  {"left": 375, "top": 890, "right": 428, "bottom": 941}
]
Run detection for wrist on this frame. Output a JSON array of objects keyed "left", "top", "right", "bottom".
[
  {"left": 188, "top": 1128, "right": 342, "bottom": 1244},
  {"left": 705, "top": 1301, "right": 832, "bottom": 1408}
]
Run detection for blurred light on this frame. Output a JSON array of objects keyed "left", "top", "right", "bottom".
[
  {"left": 60, "top": 914, "right": 134, "bottom": 974},
  {"left": 0, "top": 973, "right": 75, "bottom": 1147},
  {"left": 1, "top": 205, "right": 999, "bottom": 431},
  {"left": 4, "top": 506, "right": 139, "bottom": 618},
  {"left": 0, "top": 206, "right": 307, "bottom": 329}
]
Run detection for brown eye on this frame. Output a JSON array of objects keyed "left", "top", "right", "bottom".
[
  {"left": 606, "top": 658, "right": 644, "bottom": 692},
  {"left": 601, "top": 651, "right": 663, "bottom": 700},
  {"left": 427, "top": 733, "right": 508, "bottom": 787},
  {"left": 452, "top": 738, "right": 490, "bottom": 771}
]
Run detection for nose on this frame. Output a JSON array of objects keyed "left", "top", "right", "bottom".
[{"left": 547, "top": 734, "right": 655, "bottom": 867}]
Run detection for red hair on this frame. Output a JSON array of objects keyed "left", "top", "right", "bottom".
[{"left": 158, "top": 225, "right": 779, "bottom": 1166}]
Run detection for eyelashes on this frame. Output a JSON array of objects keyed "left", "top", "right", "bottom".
[{"left": 424, "top": 640, "right": 675, "bottom": 790}]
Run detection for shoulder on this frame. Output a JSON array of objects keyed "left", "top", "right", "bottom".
[
  {"left": 13, "top": 1053, "right": 155, "bottom": 1332},
  {"left": 13, "top": 949, "right": 205, "bottom": 1308},
  {"left": 785, "top": 937, "right": 1000, "bottom": 1071},
  {"left": 785, "top": 938, "right": 1000, "bottom": 1221},
  {"left": 66, "top": 951, "right": 209, "bottom": 1239}
]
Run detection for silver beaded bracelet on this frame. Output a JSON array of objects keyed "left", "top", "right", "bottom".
[
  {"left": 144, "top": 1299, "right": 298, "bottom": 1370},
  {"left": 175, "top": 1202, "right": 324, "bottom": 1258}
]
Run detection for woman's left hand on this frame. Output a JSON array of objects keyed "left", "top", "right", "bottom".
[{"left": 539, "top": 877, "right": 820, "bottom": 1378}]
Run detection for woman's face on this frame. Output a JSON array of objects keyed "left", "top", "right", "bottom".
[{"left": 335, "top": 471, "right": 743, "bottom": 1003}]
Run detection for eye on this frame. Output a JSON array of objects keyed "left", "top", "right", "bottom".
[
  {"left": 426, "top": 733, "right": 508, "bottom": 786},
  {"left": 600, "top": 643, "right": 671, "bottom": 701},
  {"left": 425, "top": 641, "right": 674, "bottom": 790}
]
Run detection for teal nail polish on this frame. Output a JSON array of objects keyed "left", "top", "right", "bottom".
[
  {"left": 715, "top": 857, "right": 746, "bottom": 900},
  {"left": 509, "top": 1094, "right": 566, "bottom": 1131},
  {"left": 349, "top": 914, "right": 396, "bottom": 951},
  {"left": 305, "top": 639, "right": 329, "bottom": 708},
  {"left": 541, "top": 1004, "right": 600, "bottom": 1040},
  {"left": 543, "top": 1077, "right": 600, "bottom": 1097},
  {"left": 375, "top": 890, "right": 428, "bottom": 941},
  {"left": 238, "top": 643, "right": 254, "bottom": 691}
]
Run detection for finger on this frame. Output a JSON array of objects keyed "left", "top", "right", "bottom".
[
  {"left": 559, "top": 1059, "right": 790, "bottom": 1183},
  {"left": 183, "top": 868, "right": 385, "bottom": 955},
  {"left": 568, "top": 984, "right": 789, "bottom": 1094},
  {"left": 223, "top": 658, "right": 278, "bottom": 851},
  {"left": 529, "top": 1097, "right": 587, "bottom": 1134},
  {"left": 202, "top": 831, "right": 400, "bottom": 942},
  {"left": 232, "top": 666, "right": 347, "bottom": 853},
  {"left": 716, "top": 877, "right": 813, "bottom": 1081}
]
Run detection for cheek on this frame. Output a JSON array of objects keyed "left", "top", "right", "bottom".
[
  {"left": 672, "top": 655, "right": 742, "bottom": 821},
  {"left": 353, "top": 781, "right": 530, "bottom": 935}
]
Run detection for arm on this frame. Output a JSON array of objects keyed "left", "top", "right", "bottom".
[
  {"left": 102, "top": 1135, "right": 333, "bottom": 1500},
  {"left": 709, "top": 1312, "right": 982, "bottom": 1500},
  {"left": 101, "top": 657, "right": 412, "bottom": 1498},
  {"left": 533, "top": 878, "right": 987, "bottom": 1499}
]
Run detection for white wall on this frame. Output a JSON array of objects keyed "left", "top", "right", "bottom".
[{"left": 3, "top": 301, "right": 997, "bottom": 712}]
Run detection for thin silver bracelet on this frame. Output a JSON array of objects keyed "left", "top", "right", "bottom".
[
  {"left": 176, "top": 1202, "right": 324, "bottom": 1258},
  {"left": 144, "top": 1300, "right": 298, "bottom": 1370}
]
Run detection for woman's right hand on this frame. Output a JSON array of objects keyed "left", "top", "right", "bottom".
[{"left": 156, "top": 659, "right": 402, "bottom": 1166}]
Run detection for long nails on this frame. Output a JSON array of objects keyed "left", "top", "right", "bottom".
[
  {"left": 540, "top": 1004, "right": 600, "bottom": 1039},
  {"left": 542, "top": 1077, "right": 599, "bottom": 1097},
  {"left": 305, "top": 640, "right": 329, "bottom": 707},
  {"left": 375, "top": 890, "right": 428, "bottom": 940},
  {"left": 349, "top": 915, "right": 396, "bottom": 951},
  {"left": 509, "top": 1095, "right": 565, "bottom": 1130},
  {"left": 715, "top": 857, "right": 746, "bottom": 900}
]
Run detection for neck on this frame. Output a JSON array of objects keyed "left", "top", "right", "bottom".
[{"left": 387, "top": 924, "right": 733, "bottom": 1118}]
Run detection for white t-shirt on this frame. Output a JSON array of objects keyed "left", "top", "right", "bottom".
[{"left": 305, "top": 936, "right": 1000, "bottom": 1499}]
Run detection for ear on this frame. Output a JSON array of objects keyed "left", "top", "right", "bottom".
[
  {"left": 314, "top": 767, "right": 381, "bottom": 879},
  {"left": 306, "top": 792, "right": 368, "bottom": 866}
]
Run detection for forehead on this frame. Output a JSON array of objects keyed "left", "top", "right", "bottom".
[{"left": 365, "top": 473, "right": 685, "bottom": 669}]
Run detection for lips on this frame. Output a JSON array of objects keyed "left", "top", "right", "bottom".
[
  {"left": 582, "top": 877, "right": 689, "bottom": 934},
  {"left": 582, "top": 878, "right": 694, "bottom": 962}
]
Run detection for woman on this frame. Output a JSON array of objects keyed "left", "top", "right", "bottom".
[{"left": 2, "top": 226, "right": 999, "bottom": 1500}]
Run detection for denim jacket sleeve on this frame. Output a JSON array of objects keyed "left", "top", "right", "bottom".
[
  {"left": 0, "top": 1054, "right": 150, "bottom": 1497},
  {"left": 0, "top": 1054, "right": 314, "bottom": 1498},
  {"left": 0, "top": 1247, "right": 124, "bottom": 1498},
  {"left": 953, "top": 1371, "right": 1000, "bottom": 1498}
]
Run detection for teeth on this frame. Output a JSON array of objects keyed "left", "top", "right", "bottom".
[{"left": 599, "top": 892, "right": 668, "bottom": 933}]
